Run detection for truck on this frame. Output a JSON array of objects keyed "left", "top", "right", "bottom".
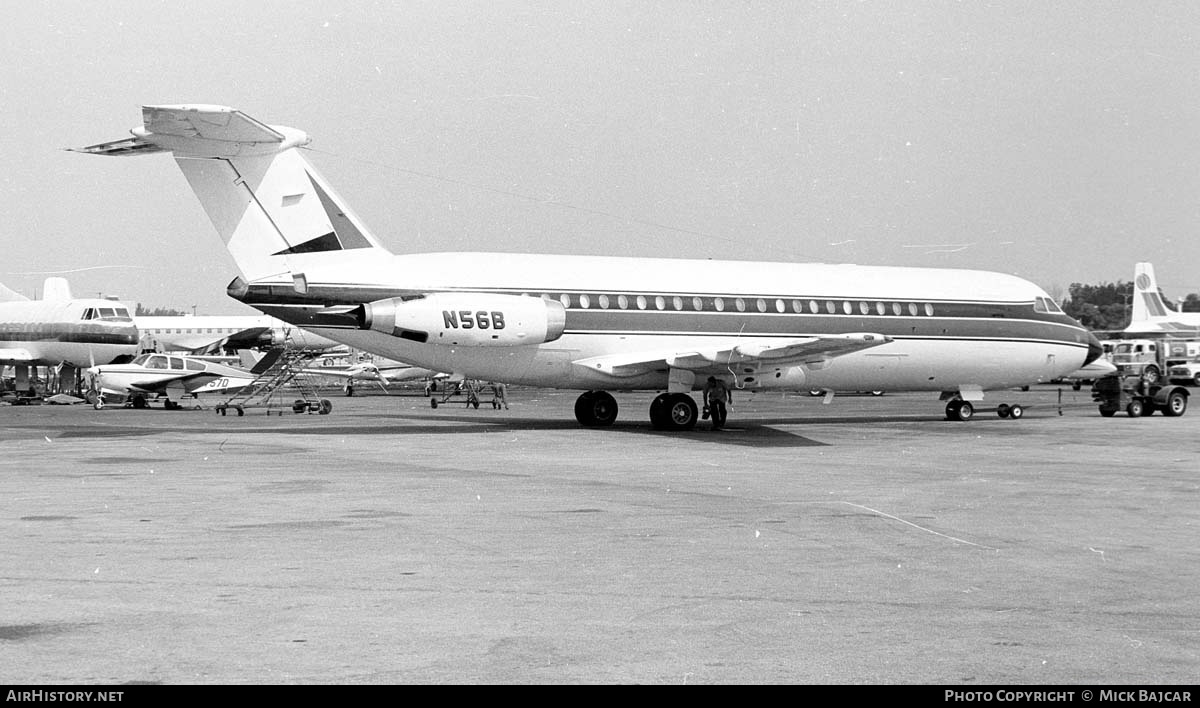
[
  {"left": 1091, "top": 373, "right": 1189, "bottom": 418},
  {"left": 1107, "top": 338, "right": 1200, "bottom": 385},
  {"left": 1163, "top": 340, "right": 1200, "bottom": 385}
]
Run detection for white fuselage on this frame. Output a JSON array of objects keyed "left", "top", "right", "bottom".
[
  {"left": 237, "top": 251, "right": 1098, "bottom": 395},
  {"left": 0, "top": 299, "right": 139, "bottom": 368}
]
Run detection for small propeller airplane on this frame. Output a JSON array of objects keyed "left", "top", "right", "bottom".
[
  {"left": 85, "top": 350, "right": 279, "bottom": 410},
  {"left": 302, "top": 358, "right": 443, "bottom": 396}
]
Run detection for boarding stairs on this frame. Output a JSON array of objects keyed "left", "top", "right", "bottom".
[{"left": 214, "top": 348, "right": 333, "bottom": 416}]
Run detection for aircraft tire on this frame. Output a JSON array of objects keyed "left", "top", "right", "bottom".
[
  {"left": 132, "top": 395, "right": 148, "bottom": 410},
  {"left": 575, "top": 391, "right": 618, "bottom": 427},
  {"left": 946, "top": 400, "right": 973, "bottom": 421},
  {"left": 997, "top": 403, "right": 1011, "bottom": 418},
  {"left": 648, "top": 393, "right": 671, "bottom": 429},
  {"left": 93, "top": 399, "right": 104, "bottom": 410},
  {"left": 665, "top": 393, "right": 698, "bottom": 431},
  {"left": 1008, "top": 404, "right": 1024, "bottom": 419}
]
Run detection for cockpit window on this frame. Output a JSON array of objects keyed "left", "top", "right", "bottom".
[
  {"left": 145, "top": 356, "right": 168, "bottom": 369},
  {"left": 1033, "top": 297, "right": 1063, "bottom": 314}
]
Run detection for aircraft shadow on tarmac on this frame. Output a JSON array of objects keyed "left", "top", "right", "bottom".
[{"left": 48, "top": 411, "right": 829, "bottom": 448}]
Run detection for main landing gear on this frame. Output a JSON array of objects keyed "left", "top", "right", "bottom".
[
  {"left": 573, "top": 391, "right": 702, "bottom": 430},
  {"left": 574, "top": 391, "right": 619, "bottom": 427},
  {"left": 649, "top": 392, "right": 698, "bottom": 431},
  {"left": 944, "top": 399, "right": 1024, "bottom": 421}
]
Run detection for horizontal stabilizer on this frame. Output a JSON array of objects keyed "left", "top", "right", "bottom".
[
  {"left": 71, "top": 104, "right": 309, "bottom": 158},
  {"left": 68, "top": 136, "right": 166, "bottom": 157}
]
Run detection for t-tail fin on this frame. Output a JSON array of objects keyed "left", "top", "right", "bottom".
[
  {"left": 1131, "top": 262, "right": 1173, "bottom": 324},
  {"left": 72, "top": 105, "right": 392, "bottom": 283}
]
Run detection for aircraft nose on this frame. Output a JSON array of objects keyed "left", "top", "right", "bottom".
[{"left": 1083, "top": 334, "right": 1105, "bottom": 365}]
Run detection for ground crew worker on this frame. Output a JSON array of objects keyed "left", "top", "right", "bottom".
[{"left": 702, "top": 376, "right": 732, "bottom": 430}]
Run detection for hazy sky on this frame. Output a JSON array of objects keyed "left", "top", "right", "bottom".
[{"left": 4, "top": 1, "right": 1199, "bottom": 313}]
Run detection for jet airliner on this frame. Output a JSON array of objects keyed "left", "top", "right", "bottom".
[{"left": 75, "top": 105, "right": 1104, "bottom": 428}]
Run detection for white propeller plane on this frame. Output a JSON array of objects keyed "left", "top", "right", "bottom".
[
  {"left": 85, "top": 350, "right": 276, "bottom": 410},
  {"left": 74, "top": 105, "right": 1105, "bottom": 429},
  {"left": 0, "top": 277, "right": 138, "bottom": 370}
]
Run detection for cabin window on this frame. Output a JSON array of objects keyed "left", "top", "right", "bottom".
[
  {"left": 579, "top": 294, "right": 591, "bottom": 308},
  {"left": 618, "top": 295, "right": 629, "bottom": 309},
  {"left": 598, "top": 294, "right": 610, "bottom": 309},
  {"left": 735, "top": 298, "right": 746, "bottom": 312},
  {"left": 776, "top": 299, "right": 786, "bottom": 313},
  {"left": 559, "top": 294, "right": 571, "bottom": 308},
  {"left": 636, "top": 295, "right": 648, "bottom": 310},
  {"left": 715, "top": 297, "right": 725, "bottom": 312},
  {"left": 169, "top": 357, "right": 185, "bottom": 370},
  {"left": 859, "top": 301, "right": 870, "bottom": 315},
  {"left": 825, "top": 301, "right": 836, "bottom": 314},
  {"left": 809, "top": 300, "right": 819, "bottom": 314},
  {"left": 692, "top": 296, "right": 703, "bottom": 310},
  {"left": 892, "top": 302, "right": 903, "bottom": 316},
  {"left": 673, "top": 296, "right": 684, "bottom": 311},
  {"left": 925, "top": 303, "right": 935, "bottom": 316},
  {"left": 185, "top": 359, "right": 205, "bottom": 371},
  {"left": 908, "top": 303, "right": 919, "bottom": 316},
  {"left": 875, "top": 302, "right": 886, "bottom": 315},
  {"left": 655, "top": 296, "right": 666, "bottom": 310},
  {"left": 842, "top": 301, "right": 853, "bottom": 315}
]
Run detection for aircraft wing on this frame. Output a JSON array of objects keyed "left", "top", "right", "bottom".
[
  {"left": 0, "top": 348, "right": 35, "bottom": 363},
  {"left": 301, "top": 367, "right": 360, "bottom": 380},
  {"left": 121, "top": 372, "right": 213, "bottom": 393},
  {"left": 572, "top": 333, "right": 891, "bottom": 378}
]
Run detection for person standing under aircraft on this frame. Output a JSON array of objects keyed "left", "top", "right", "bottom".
[
  {"left": 703, "top": 376, "right": 732, "bottom": 430},
  {"left": 489, "top": 382, "right": 509, "bottom": 410}
]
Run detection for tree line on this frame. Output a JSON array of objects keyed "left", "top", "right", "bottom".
[{"left": 1061, "top": 281, "right": 1200, "bottom": 331}]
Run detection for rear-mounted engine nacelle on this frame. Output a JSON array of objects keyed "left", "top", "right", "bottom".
[{"left": 358, "top": 293, "right": 567, "bottom": 346}]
